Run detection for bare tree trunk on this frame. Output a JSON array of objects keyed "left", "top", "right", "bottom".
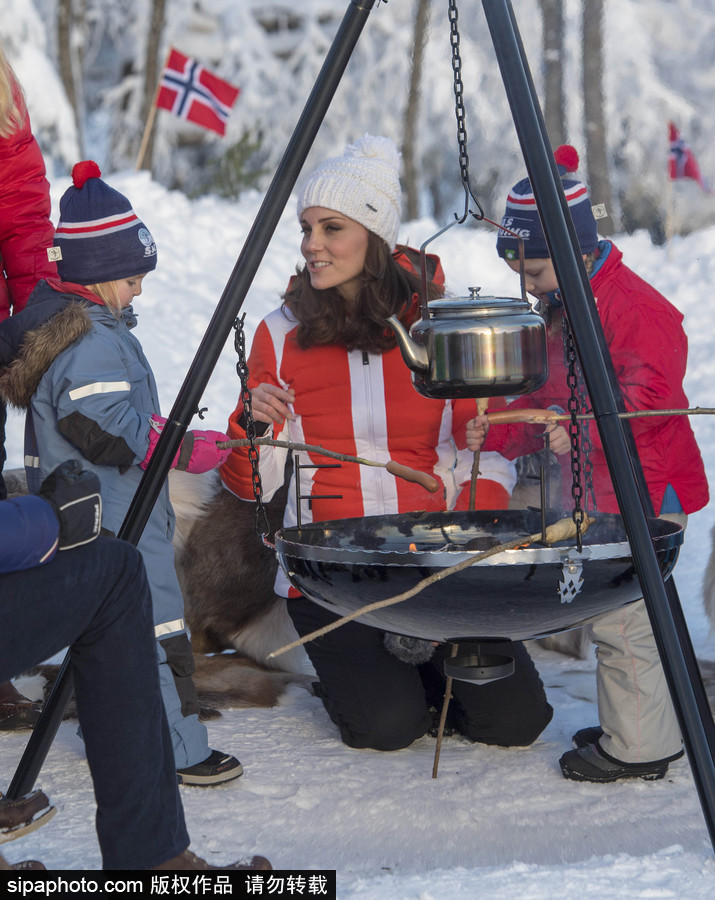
[
  {"left": 137, "top": 0, "right": 167, "bottom": 172},
  {"left": 538, "top": 0, "right": 565, "bottom": 148},
  {"left": 57, "top": 0, "right": 83, "bottom": 153},
  {"left": 402, "top": 0, "right": 431, "bottom": 221},
  {"left": 582, "top": 0, "right": 615, "bottom": 233}
]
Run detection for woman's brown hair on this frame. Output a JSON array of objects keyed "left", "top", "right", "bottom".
[{"left": 282, "top": 233, "right": 443, "bottom": 354}]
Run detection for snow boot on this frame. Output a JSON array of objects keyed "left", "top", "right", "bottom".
[
  {"left": 177, "top": 749, "right": 243, "bottom": 786},
  {"left": 0, "top": 852, "right": 46, "bottom": 870},
  {"left": 0, "top": 790, "right": 56, "bottom": 844},
  {"left": 0, "top": 681, "right": 42, "bottom": 731},
  {"left": 560, "top": 740, "right": 682, "bottom": 783}
]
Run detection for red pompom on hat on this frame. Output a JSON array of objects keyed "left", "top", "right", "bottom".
[
  {"left": 71, "top": 160, "right": 102, "bottom": 189},
  {"left": 554, "top": 144, "right": 580, "bottom": 174},
  {"left": 497, "top": 143, "right": 598, "bottom": 259}
]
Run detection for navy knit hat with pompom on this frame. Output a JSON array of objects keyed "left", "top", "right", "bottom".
[
  {"left": 53, "top": 161, "right": 157, "bottom": 285},
  {"left": 496, "top": 145, "right": 598, "bottom": 260}
]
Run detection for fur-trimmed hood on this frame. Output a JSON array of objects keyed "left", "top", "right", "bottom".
[{"left": 0, "top": 283, "right": 94, "bottom": 409}]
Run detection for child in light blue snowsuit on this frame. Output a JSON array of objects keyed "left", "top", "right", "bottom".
[{"left": 0, "top": 161, "right": 242, "bottom": 786}]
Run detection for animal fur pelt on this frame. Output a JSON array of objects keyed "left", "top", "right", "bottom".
[
  {"left": 6, "top": 461, "right": 305, "bottom": 677},
  {"left": 29, "top": 653, "right": 313, "bottom": 721},
  {"left": 172, "top": 460, "right": 308, "bottom": 674}
]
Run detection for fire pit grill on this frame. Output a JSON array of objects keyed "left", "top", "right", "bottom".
[{"left": 275, "top": 509, "right": 683, "bottom": 643}]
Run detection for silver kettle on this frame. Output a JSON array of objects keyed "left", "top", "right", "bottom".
[{"left": 386, "top": 286, "right": 548, "bottom": 399}]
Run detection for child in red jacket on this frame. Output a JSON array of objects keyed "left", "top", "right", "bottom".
[{"left": 467, "top": 145, "right": 709, "bottom": 782}]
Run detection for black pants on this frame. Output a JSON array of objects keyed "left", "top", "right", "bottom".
[
  {"left": 0, "top": 537, "right": 189, "bottom": 869},
  {"left": 289, "top": 596, "right": 553, "bottom": 751}
]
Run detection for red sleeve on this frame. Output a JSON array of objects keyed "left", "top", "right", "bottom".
[{"left": 0, "top": 85, "right": 57, "bottom": 319}]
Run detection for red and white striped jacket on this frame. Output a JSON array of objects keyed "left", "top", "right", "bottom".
[{"left": 220, "top": 260, "right": 514, "bottom": 595}]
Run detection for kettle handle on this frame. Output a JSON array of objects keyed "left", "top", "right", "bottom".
[
  {"left": 418, "top": 218, "right": 461, "bottom": 322},
  {"left": 417, "top": 215, "right": 530, "bottom": 318}
]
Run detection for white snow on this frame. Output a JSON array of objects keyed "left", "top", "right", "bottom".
[{"left": 2, "top": 173, "right": 715, "bottom": 895}]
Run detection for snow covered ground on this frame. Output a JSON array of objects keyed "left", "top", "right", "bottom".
[{"left": 2, "top": 173, "right": 715, "bottom": 896}]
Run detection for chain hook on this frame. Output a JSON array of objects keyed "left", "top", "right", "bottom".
[
  {"left": 448, "top": 0, "right": 485, "bottom": 224},
  {"left": 233, "top": 314, "right": 271, "bottom": 540}
]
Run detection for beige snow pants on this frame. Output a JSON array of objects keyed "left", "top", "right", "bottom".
[{"left": 586, "top": 512, "right": 687, "bottom": 763}]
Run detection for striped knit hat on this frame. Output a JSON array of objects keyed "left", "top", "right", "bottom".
[
  {"left": 496, "top": 145, "right": 598, "bottom": 260},
  {"left": 53, "top": 161, "right": 157, "bottom": 284}
]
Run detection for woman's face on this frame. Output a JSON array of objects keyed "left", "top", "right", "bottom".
[{"left": 300, "top": 207, "right": 369, "bottom": 304}]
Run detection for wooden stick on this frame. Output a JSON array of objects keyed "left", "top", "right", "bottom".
[
  {"left": 487, "top": 406, "right": 715, "bottom": 426},
  {"left": 217, "top": 437, "right": 439, "bottom": 493},
  {"left": 432, "top": 642, "right": 459, "bottom": 779},
  {"left": 135, "top": 48, "right": 170, "bottom": 171},
  {"left": 469, "top": 399, "right": 488, "bottom": 510},
  {"left": 267, "top": 516, "right": 592, "bottom": 660}
]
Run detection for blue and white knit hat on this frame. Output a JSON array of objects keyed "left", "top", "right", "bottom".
[
  {"left": 53, "top": 161, "right": 157, "bottom": 285},
  {"left": 298, "top": 135, "right": 402, "bottom": 249},
  {"left": 496, "top": 145, "right": 598, "bottom": 260}
]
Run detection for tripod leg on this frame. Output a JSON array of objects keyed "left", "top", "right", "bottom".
[{"left": 5, "top": 655, "right": 73, "bottom": 800}]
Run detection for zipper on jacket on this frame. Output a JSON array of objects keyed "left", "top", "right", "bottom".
[{"left": 359, "top": 351, "right": 387, "bottom": 510}]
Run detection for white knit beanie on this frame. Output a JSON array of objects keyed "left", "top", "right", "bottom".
[{"left": 297, "top": 134, "right": 402, "bottom": 249}]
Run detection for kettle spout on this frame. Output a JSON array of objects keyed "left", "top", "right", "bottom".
[{"left": 385, "top": 315, "right": 429, "bottom": 374}]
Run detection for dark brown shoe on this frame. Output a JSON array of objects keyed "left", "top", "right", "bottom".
[
  {"left": 0, "top": 681, "right": 42, "bottom": 731},
  {"left": 0, "top": 790, "right": 56, "bottom": 844},
  {"left": 0, "top": 852, "right": 46, "bottom": 870},
  {"left": 153, "top": 849, "right": 272, "bottom": 871}
]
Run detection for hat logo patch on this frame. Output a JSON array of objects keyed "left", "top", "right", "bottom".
[
  {"left": 498, "top": 217, "right": 531, "bottom": 241},
  {"left": 138, "top": 227, "right": 157, "bottom": 258}
]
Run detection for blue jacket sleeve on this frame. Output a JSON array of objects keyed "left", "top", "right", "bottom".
[
  {"left": 49, "top": 329, "right": 154, "bottom": 470},
  {"left": 0, "top": 495, "right": 59, "bottom": 574}
]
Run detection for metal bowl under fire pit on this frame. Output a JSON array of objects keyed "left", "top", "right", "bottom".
[{"left": 275, "top": 509, "right": 683, "bottom": 644}]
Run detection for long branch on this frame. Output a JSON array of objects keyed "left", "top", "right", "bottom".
[{"left": 488, "top": 406, "right": 715, "bottom": 426}]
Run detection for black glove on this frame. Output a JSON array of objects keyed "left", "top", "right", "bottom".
[{"left": 38, "top": 460, "right": 102, "bottom": 550}]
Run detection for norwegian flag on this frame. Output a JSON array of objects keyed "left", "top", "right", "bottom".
[
  {"left": 668, "top": 122, "right": 711, "bottom": 192},
  {"left": 156, "top": 49, "right": 239, "bottom": 137}
]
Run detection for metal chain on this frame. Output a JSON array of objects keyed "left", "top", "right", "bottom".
[
  {"left": 576, "top": 368, "right": 596, "bottom": 512},
  {"left": 448, "top": 0, "right": 484, "bottom": 220},
  {"left": 563, "top": 315, "right": 589, "bottom": 551},
  {"left": 233, "top": 314, "right": 270, "bottom": 539}
]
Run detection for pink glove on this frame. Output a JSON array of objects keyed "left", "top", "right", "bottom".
[
  {"left": 141, "top": 416, "right": 231, "bottom": 473},
  {"left": 176, "top": 429, "right": 232, "bottom": 473}
]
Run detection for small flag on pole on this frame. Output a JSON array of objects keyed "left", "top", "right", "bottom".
[
  {"left": 156, "top": 48, "right": 240, "bottom": 137},
  {"left": 668, "top": 122, "right": 711, "bottom": 193}
]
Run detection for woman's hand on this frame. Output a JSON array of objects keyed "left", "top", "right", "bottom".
[
  {"left": 465, "top": 414, "right": 490, "bottom": 451},
  {"left": 543, "top": 422, "right": 570, "bottom": 455},
  {"left": 250, "top": 383, "right": 295, "bottom": 426}
]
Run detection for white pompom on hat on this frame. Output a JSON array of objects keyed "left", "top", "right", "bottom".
[{"left": 297, "top": 134, "right": 402, "bottom": 249}]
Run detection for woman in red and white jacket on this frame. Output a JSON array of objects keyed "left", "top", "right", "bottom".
[{"left": 221, "top": 135, "right": 552, "bottom": 752}]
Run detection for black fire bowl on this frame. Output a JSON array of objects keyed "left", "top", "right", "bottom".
[{"left": 275, "top": 509, "right": 683, "bottom": 643}]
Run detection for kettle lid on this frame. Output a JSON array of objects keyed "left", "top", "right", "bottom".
[{"left": 427, "top": 286, "right": 534, "bottom": 316}]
